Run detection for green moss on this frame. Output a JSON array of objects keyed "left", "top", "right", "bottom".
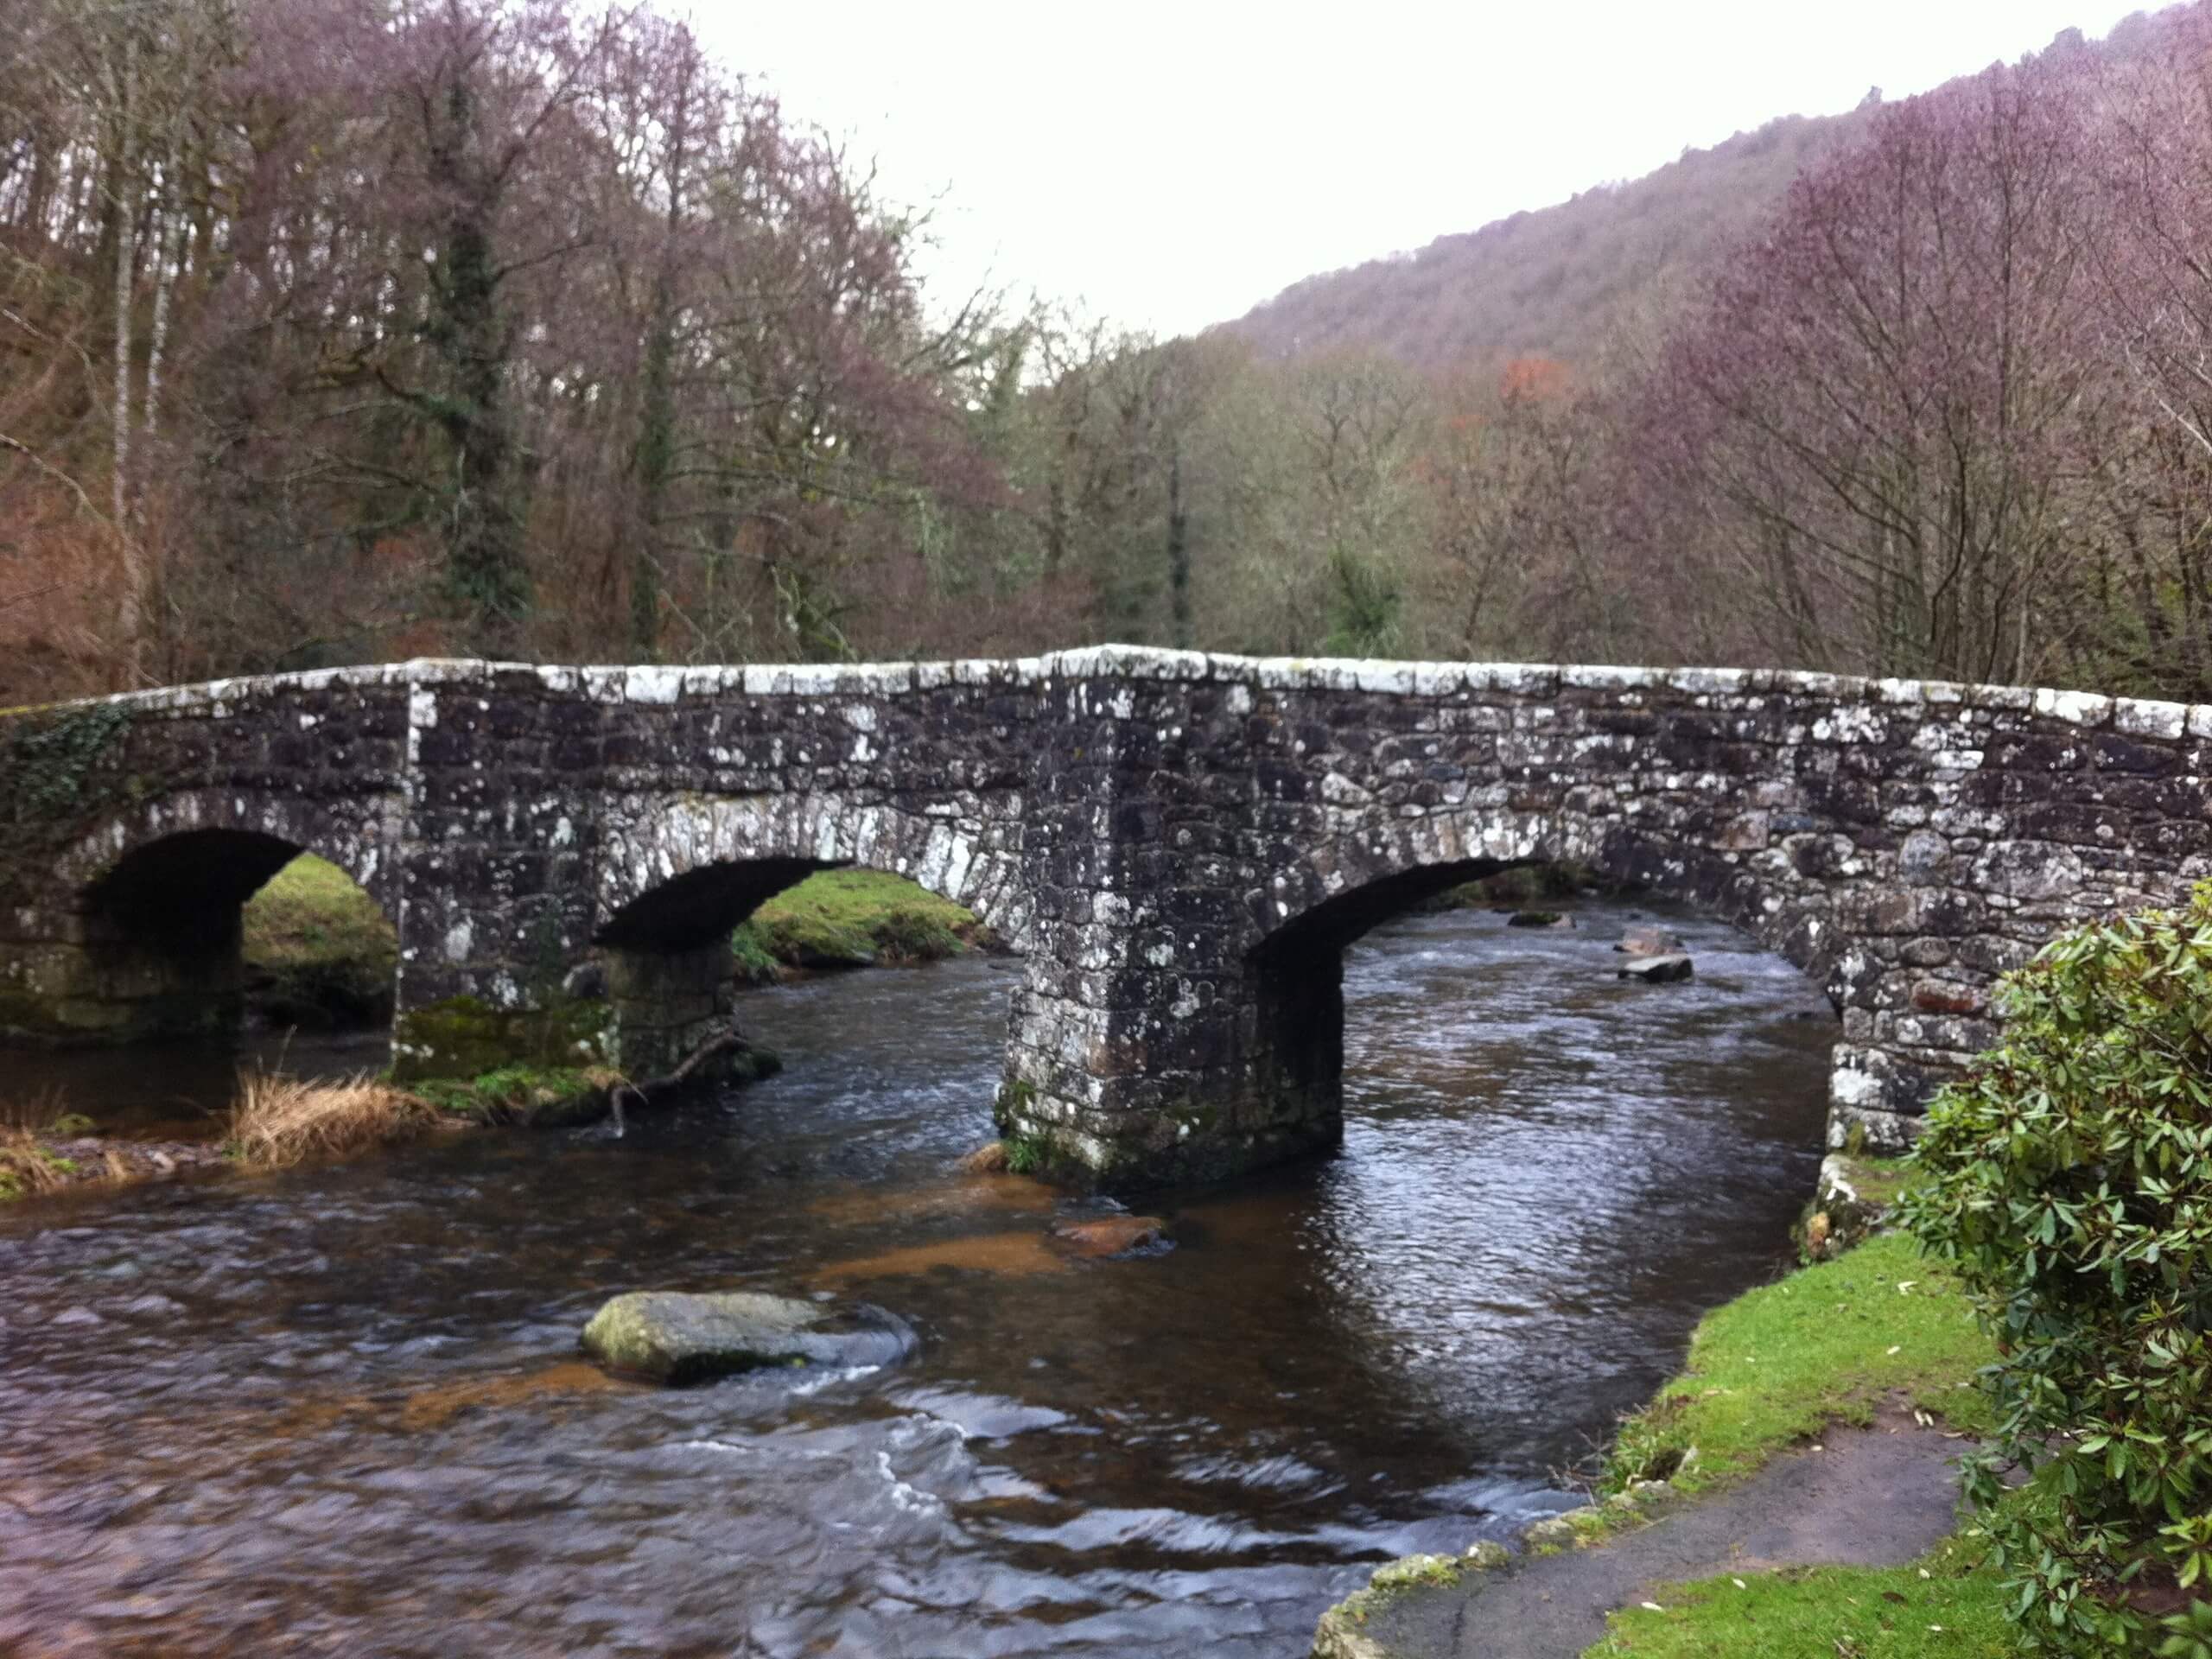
[
  {"left": 1801, "top": 1154, "right": 1916, "bottom": 1262},
  {"left": 1830, "top": 1154, "right": 1912, "bottom": 1211},
  {"left": 241, "top": 855, "right": 398, "bottom": 1027},
  {"left": 1603, "top": 1230, "right": 1996, "bottom": 1499},
  {"left": 410, "top": 1045, "right": 780, "bottom": 1128},
  {"left": 412, "top": 1064, "right": 624, "bottom": 1127},
  {"left": 0, "top": 702, "right": 135, "bottom": 891},
  {"left": 1313, "top": 1544, "right": 1514, "bottom": 1649},
  {"left": 4, "top": 702, "right": 133, "bottom": 823},
  {"left": 391, "top": 994, "right": 612, "bottom": 1083},
  {"left": 1369, "top": 1554, "right": 1471, "bottom": 1594},
  {"left": 728, "top": 923, "right": 781, "bottom": 985},
  {"left": 993, "top": 1077, "right": 1040, "bottom": 1138}
]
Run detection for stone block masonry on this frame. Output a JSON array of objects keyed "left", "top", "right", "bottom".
[{"left": 3, "top": 647, "right": 2205, "bottom": 1188}]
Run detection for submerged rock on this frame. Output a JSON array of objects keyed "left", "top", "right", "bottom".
[
  {"left": 580, "top": 1290, "right": 915, "bottom": 1385},
  {"left": 1618, "top": 954, "right": 1694, "bottom": 983},
  {"left": 959, "top": 1140, "right": 1011, "bottom": 1173},
  {"left": 1050, "top": 1215, "right": 1169, "bottom": 1257},
  {"left": 1614, "top": 925, "right": 1685, "bottom": 957},
  {"left": 1506, "top": 910, "right": 1573, "bottom": 929}
]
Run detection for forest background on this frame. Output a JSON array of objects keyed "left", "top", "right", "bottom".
[{"left": 9, "top": 0, "right": 2212, "bottom": 706}]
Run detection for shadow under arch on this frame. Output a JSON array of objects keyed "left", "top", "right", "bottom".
[
  {"left": 1238, "top": 809, "right": 1842, "bottom": 1160},
  {"left": 56, "top": 790, "right": 403, "bottom": 1044}
]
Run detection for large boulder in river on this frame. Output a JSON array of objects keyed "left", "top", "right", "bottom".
[
  {"left": 1618, "top": 954, "right": 1694, "bottom": 984},
  {"left": 581, "top": 1290, "right": 915, "bottom": 1384}
]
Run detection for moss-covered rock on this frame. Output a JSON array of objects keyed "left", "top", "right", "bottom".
[
  {"left": 580, "top": 1290, "right": 917, "bottom": 1385},
  {"left": 1801, "top": 1152, "right": 1910, "bottom": 1261},
  {"left": 391, "top": 995, "right": 613, "bottom": 1083},
  {"left": 410, "top": 1065, "right": 624, "bottom": 1127},
  {"left": 406, "top": 1043, "right": 781, "bottom": 1129},
  {"left": 1309, "top": 1544, "right": 1511, "bottom": 1658}
]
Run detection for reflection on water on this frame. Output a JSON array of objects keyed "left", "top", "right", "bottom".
[{"left": 0, "top": 903, "right": 1833, "bottom": 1656}]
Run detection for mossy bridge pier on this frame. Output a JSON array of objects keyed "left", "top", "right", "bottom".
[{"left": 2, "top": 646, "right": 2203, "bottom": 1186}]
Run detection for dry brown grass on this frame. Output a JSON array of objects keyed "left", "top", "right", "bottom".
[
  {"left": 226, "top": 1069, "right": 443, "bottom": 1168},
  {"left": 0, "top": 1088, "right": 90, "bottom": 1198}
]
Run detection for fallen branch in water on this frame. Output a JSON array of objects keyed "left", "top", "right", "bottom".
[{"left": 607, "top": 1027, "right": 759, "bottom": 1136}]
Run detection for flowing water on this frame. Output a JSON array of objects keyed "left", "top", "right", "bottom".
[{"left": 0, "top": 902, "right": 1834, "bottom": 1657}]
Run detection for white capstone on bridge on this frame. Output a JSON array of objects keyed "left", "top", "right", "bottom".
[{"left": 3, "top": 645, "right": 2208, "bottom": 1186}]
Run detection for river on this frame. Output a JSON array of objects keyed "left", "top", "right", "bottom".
[{"left": 0, "top": 900, "right": 1833, "bottom": 1656}]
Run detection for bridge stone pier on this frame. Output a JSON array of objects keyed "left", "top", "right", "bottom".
[{"left": 3, "top": 645, "right": 2209, "bottom": 1187}]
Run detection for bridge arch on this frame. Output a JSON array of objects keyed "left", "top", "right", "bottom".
[
  {"left": 24, "top": 786, "right": 404, "bottom": 1043},
  {"left": 60, "top": 785, "right": 404, "bottom": 911},
  {"left": 1233, "top": 806, "right": 1846, "bottom": 1176},
  {"left": 588, "top": 791, "right": 1029, "bottom": 948},
  {"left": 578, "top": 791, "right": 1030, "bottom": 1074}
]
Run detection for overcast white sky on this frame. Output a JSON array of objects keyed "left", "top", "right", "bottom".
[{"left": 696, "top": 1, "right": 2152, "bottom": 338}]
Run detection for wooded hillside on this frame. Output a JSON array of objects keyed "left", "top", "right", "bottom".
[
  {"left": 8, "top": 1, "right": 2212, "bottom": 709},
  {"left": 1220, "top": 11, "right": 2182, "bottom": 374},
  {"left": 1223, "top": 110, "right": 1864, "bottom": 371}
]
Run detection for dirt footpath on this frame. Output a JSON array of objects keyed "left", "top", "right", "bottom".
[{"left": 1338, "top": 1404, "right": 1967, "bottom": 1659}]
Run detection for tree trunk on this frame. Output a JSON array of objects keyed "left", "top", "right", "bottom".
[
  {"left": 1166, "top": 442, "right": 1191, "bottom": 649},
  {"left": 108, "top": 34, "right": 143, "bottom": 683}
]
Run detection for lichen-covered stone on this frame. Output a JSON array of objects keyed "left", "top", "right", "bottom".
[
  {"left": 391, "top": 995, "right": 611, "bottom": 1084},
  {"left": 7, "top": 644, "right": 2212, "bottom": 1189},
  {"left": 579, "top": 1290, "right": 916, "bottom": 1385},
  {"left": 1803, "top": 1152, "right": 1908, "bottom": 1258}
]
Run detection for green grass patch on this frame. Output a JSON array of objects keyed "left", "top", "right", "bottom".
[
  {"left": 1827, "top": 1153, "right": 1914, "bottom": 1211},
  {"left": 729, "top": 922, "right": 782, "bottom": 985},
  {"left": 409, "top": 1064, "right": 623, "bottom": 1128},
  {"left": 734, "top": 868, "right": 993, "bottom": 976},
  {"left": 1606, "top": 1230, "right": 1995, "bottom": 1495},
  {"left": 1590, "top": 1530, "right": 2017, "bottom": 1657},
  {"left": 242, "top": 855, "right": 398, "bottom": 1026}
]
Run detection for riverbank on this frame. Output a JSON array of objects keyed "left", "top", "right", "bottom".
[
  {"left": 0, "top": 1098, "right": 228, "bottom": 1199},
  {"left": 729, "top": 868, "right": 1002, "bottom": 979},
  {"left": 243, "top": 854, "right": 401, "bottom": 1027},
  {"left": 1312, "top": 1177, "right": 2010, "bottom": 1657}
]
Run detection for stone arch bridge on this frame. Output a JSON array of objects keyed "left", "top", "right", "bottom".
[{"left": 3, "top": 645, "right": 2204, "bottom": 1187}]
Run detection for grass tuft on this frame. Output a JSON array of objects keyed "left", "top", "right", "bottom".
[
  {"left": 226, "top": 1069, "right": 442, "bottom": 1167},
  {"left": 1605, "top": 1230, "right": 1996, "bottom": 1496},
  {"left": 0, "top": 1088, "right": 86, "bottom": 1199}
]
